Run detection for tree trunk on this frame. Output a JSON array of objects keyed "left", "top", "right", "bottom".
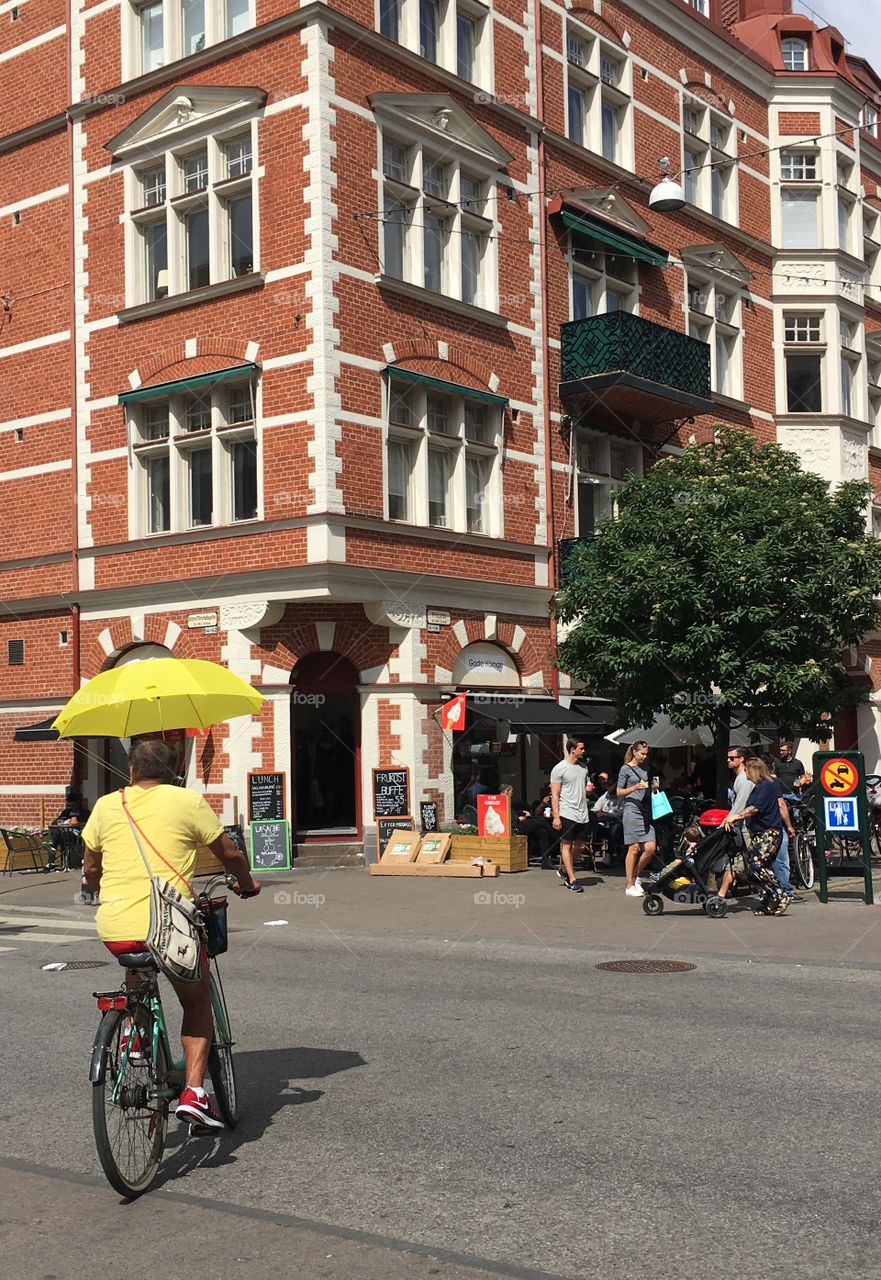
[{"left": 713, "top": 707, "right": 731, "bottom": 807}]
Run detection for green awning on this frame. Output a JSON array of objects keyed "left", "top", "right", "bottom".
[
  {"left": 560, "top": 208, "right": 669, "bottom": 269},
  {"left": 119, "top": 363, "right": 259, "bottom": 405},
  {"left": 388, "top": 367, "right": 508, "bottom": 406}
]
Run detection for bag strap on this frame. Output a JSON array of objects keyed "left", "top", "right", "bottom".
[{"left": 119, "top": 788, "right": 192, "bottom": 893}]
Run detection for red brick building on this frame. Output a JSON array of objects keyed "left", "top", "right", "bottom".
[{"left": 2, "top": 0, "right": 881, "bottom": 856}]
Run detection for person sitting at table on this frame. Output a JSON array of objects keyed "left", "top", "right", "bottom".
[
  {"left": 591, "top": 780, "right": 625, "bottom": 867},
  {"left": 46, "top": 787, "right": 90, "bottom": 871}
]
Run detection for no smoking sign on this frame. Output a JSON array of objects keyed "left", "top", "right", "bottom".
[{"left": 819, "top": 757, "right": 858, "bottom": 796}]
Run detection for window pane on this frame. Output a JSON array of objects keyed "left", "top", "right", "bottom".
[
  {"left": 225, "top": 0, "right": 250, "bottom": 36},
  {"left": 567, "top": 85, "right": 585, "bottom": 146},
  {"left": 423, "top": 160, "right": 448, "bottom": 199},
  {"left": 786, "top": 353, "right": 822, "bottom": 413},
  {"left": 387, "top": 439, "right": 411, "bottom": 520},
  {"left": 715, "top": 333, "right": 732, "bottom": 395},
  {"left": 781, "top": 191, "right": 818, "bottom": 249},
  {"left": 457, "top": 11, "right": 476, "bottom": 81},
  {"left": 140, "top": 1, "right": 163, "bottom": 73},
  {"left": 426, "top": 393, "right": 449, "bottom": 433},
  {"left": 382, "top": 141, "right": 407, "bottom": 182},
  {"left": 146, "top": 456, "right": 170, "bottom": 533},
  {"left": 711, "top": 168, "right": 724, "bottom": 219},
  {"left": 189, "top": 448, "right": 213, "bottom": 527},
  {"left": 231, "top": 440, "right": 258, "bottom": 520},
  {"left": 228, "top": 193, "right": 253, "bottom": 276},
  {"left": 684, "top": 151, "right": 700, "bottom": 204},
  {"left": 227, "top": 385, "right": 253, "bottom": 423},
  {"left": 225, "top": 135, "right": 252, "bottom": 178},
  {"left": 838, "top": 199, "right": 850, "bottom": 253},
  {"left": 142, "top": 404, "right": 169, "bottom": 440},
  {"left": 782, "top": 39, "right": 808, "bottom": 71},
  {"left": 186, "top": 207, "right": 210, "bottom": 289},
  {"left": 380, "top": 0, "right": 400, "bottom": 41},
  {"left": 383, "top": 198, "right": 410, "bottom": 278},
  {"left": 428, "top": 448, "right": 451, "bottom": 527},
  {"left": 577, "top": 480, "right": 595, "bottom": 536},
  {"left": 183, "top": 151, "right": 209, "bottom": 192},
  {"left": 419, "top": 0, "right": 438, "bottom": 61},
  {"left": 466, "top": 455, "right": 489, "bottom": 532},
  {"left": 182, "top": 0, "right": 205, "bottom": 55},
  {"left": 184, "top": 396, "right": 211, "bottom": 432},
  {"left": 601, "top": 103, "right": 618, "bottom": 162},
  {"left": 461, "top": 230, "right": 482, "bottom": 306},
  {"left": 572, "top": 276, "right": 593, "bottom": 320},
  {"left": 141, "top": 166, "right": 166, "bottom": 207},
  {"left": 144, "top": 220, "right": 167, "bottom": 300},
  {"left": 781, "top": 150, "right": 817, "bottom": 181},
  {"left": 464, "top": 402, "right": 493, "bottom": 444},
  {"left": 388, "top": 380, "right": 416, "bottom": 425},
  {"left": 424, "top": 214, "right": 445, "bottom": 292},
  {"left": 842, "top": 358, "right": 854, "bottom": 416}
]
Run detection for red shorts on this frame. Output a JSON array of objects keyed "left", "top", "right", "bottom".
[{"left": 103, "top": 940, "right": 208, "bottom": 966}]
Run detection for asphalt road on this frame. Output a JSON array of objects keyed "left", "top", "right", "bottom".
[{"left": 1, "top": 868, "right": 879, "bottom": 1279}]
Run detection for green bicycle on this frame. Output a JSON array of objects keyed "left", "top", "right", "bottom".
[{"left": 89, "top": 875, "right": 238, "bottom": 1198}]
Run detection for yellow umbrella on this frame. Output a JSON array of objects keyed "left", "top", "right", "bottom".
[{"left": 52, "top": 658, "right": 264, "bottom": 738}]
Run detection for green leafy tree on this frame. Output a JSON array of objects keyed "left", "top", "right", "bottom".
[{"left": 556, "top": 429, "right": 881, "bottom": 801}]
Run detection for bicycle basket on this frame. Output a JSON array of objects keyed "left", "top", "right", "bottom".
[{"left": 201, "top": 896, "right": 229, "bottom": 957}]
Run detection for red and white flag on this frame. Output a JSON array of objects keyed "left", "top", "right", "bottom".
[{"left": 440, "top": 693, "right": 466, "bottom": 732}]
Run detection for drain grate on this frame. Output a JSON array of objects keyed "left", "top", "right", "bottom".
[
  {"left": 596, "top": 959, "right": 696, "bottom": 974},
  {"left": 47, "top": 960, "right": 109, "bottom": 971}
]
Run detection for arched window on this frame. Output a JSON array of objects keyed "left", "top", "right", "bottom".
[{"left": 781, "top": 38, "right": 809, "bottom": 72}]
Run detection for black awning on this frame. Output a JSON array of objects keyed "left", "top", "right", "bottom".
[
  {"left": 466, "top": 696, "right": 616, "bottom": 734},
  {"left": 569, "top": 698, "right": 619, "bottom": 726},
  {"left": 14, "top": 717, "right": 60, "bottom": 742}
]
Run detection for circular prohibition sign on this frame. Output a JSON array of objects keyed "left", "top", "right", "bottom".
[{"left": 819, "top": 758, "right": 859, "bottom": 796}]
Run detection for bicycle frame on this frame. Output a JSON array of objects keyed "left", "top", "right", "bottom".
[{"left": 90, "top": 979, "right": 181, "bottom": 1102}]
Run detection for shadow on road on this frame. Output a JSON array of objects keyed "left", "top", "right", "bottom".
[{"left": 154, "top": 1046, "right": 365, "bottom": 1187}]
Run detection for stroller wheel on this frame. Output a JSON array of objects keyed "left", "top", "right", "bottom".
[
  {"left": 704, "top": 895, "right": 728, "bottom": 919},
  {"left": 642, "top": 894, "right": 664, "bottom": 916}
]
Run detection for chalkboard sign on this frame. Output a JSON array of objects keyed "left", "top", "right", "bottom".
[
  {"left": 249, "top": 819, "right": 291, "bottom": 870},
  {"left": 377, "top": 815, "right": 415, "bottom": 856},
  {"left": 420, "top": 802, "right": 439, "bottom": 833},
  {"left": 222, "top": 824, "right": 246, "bottom": 857},
  {"left": 373, "top": 767, "right": 410, "bottom": 818},
  {"left": 248, "top": 771, "right": 286, "bottom": 822}
]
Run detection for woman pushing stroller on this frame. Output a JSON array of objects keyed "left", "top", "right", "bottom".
[{"left": 722, "top": 758, "right": 793, "bottom": 916}]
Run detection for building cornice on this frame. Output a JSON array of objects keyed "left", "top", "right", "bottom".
[
  {"left": 0, "top": 112, "right": 66, "bottom": 156},
  {"left": 626, "top": 0, "right": 775, "bottom": 95}
]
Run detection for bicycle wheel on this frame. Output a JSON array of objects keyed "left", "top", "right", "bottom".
[
  {"left": 208, "top": 969, "right": 238, "bottom": 1127},
  {"left": 92, "top": 1005, "right": 169, "bottom": 1198},
  {"left": 792, "top": 831, "right": 815, "bottom": 889}
]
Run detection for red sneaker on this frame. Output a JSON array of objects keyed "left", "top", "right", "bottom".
[{"left": 176, "top": 1088, "right": 224, "bottom": 1129}]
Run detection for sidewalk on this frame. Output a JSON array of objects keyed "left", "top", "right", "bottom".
[{"left": 3, "top": 860, "right": 878, "bottom": 970}]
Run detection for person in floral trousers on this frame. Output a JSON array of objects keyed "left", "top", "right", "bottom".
[{"left": 723, "top": 758, "right": 791, "bottom": 916}]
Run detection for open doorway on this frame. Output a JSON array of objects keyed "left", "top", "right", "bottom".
[{"left": 291, "top": 653, "right": 360, "bottom": 839}]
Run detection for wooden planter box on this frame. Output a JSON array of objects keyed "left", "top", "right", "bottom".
[{"left": 449, "top": 834, "right": 528, "bottom": 873}]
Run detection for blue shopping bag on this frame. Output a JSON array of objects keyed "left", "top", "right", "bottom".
[{"left": 651, "top": 790, "right": 673, "bottom": 820}]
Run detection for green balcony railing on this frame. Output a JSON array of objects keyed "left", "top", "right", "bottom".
[{"left": 560, "top": 312, "right": 712, "bottom": 401}]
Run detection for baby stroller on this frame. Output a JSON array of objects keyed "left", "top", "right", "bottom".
[{"left": 642, "top": 823, "right": 738, "bottom": 919}]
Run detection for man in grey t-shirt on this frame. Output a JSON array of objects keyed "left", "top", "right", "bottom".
[{"left": 550, "top": 738, "right": 590, "bottom": 893}]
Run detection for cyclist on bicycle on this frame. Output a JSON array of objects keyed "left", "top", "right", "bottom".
[{"left": 81, "top": 739, "right": 261, "bottom": 1130}]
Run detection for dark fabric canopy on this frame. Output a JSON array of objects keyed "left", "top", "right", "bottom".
[
  {"left": 14, "top": 717, "right": 60, "bottom": 742},
  {"left": 466, "top": 696, "right": 617, "bottom": 734}
]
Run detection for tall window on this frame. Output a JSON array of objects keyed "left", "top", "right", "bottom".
[
  {"left": 784, "top": 314, "right": 824, "bottom": 414},
  {"left": 419, "top": 0, "right": 439, "bottom": 60},
  {"left": 385, "top": 376, "right": 503, "bottom": 536},
  {"left": 575, "top": 430, "right": 641, "bottom": 535},
  {"left": 781, "top": 37, "right": 809, "bottom": 71},
  {"left": 862, "top": 103, "right": 879, "bottom": 138},
  {"left": 380, "top": 0, "right": 400, "bottom": 40},
  {"left": 781, "top": 190, "right": 818, "bottom": 249},
  {"left": 382, "top": 0, "right": 488, "bottom": 84},
  {"left": 569, "top": 230, "right": 637, "bottom": 318},
  {"left": 687, "top": 275, "right": 742, "bottom": 400},
  {"left": 128, "top": 126, "right": 256, "bottom": 305},
  {"left": 681, "top": 96, "right": 737, "bottom": 224},
  {"left": 129, "top": 0, "right": 253, "bottom": 74},
  {"left": 379, "top": 131, "right": 496, "bottom": 310},
  {"left": 129, "top": 379, "right": 259, "bottom": 535},
  {"left": 840, "top": 318, "right": 861, "bottom": 419},
  {"left": 564, "top": 23, "right": 631, "bottom": 167}
]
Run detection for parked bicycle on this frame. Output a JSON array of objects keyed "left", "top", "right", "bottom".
[
  {"left": 786, "top": 795, "right": 816, "bottom": 890},
  {"left": 89, "top": 874, "right": 240, "bottom": 1198}
]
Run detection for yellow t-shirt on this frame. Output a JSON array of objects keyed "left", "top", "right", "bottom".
[{"left": 82, "top": 785, "right": 224, "bottom": 943}]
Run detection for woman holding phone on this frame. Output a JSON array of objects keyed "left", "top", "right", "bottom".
[{"left": 617, "top": 741, "right": 656, "bottom": 897}]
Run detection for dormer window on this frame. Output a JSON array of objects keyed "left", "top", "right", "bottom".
[{"left": 781, "top": 37, "right": 809, "bottom": 72}]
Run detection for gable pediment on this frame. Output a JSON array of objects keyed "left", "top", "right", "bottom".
[
  {"left": 561, "top": 188, "right": 652, "bottom": 239},
  {"left": 369, "top": 94, "right": 512, "bottom": 167},
  {"left": 107, "top": 85, "right": 267, "bottom": 158},
  {"left": 680, "top": 242, "right": 752, "bottom": 283}
]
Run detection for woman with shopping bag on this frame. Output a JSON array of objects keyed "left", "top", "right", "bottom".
[{"left": 617, "top": 741, "right": 657, "bottom": 898}]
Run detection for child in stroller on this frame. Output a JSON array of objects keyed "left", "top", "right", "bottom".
[{"left": 642, "top": 823, "right": 738, "bottom": 918}]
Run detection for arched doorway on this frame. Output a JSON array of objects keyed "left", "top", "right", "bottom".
[{"left": 290, "top": 653, "right": 360, "bottom": 840}]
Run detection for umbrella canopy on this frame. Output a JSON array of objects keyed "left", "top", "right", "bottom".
[
  {"left": 51, "top": 658, "right": 264, "bottom": 738},
  {"left": 606, "top": 715, "right": 714, "bottom": 749}
]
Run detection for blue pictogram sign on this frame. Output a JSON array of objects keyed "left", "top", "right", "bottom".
[{"left": 824, "top": 796, "right": 859, "bottom": 833}]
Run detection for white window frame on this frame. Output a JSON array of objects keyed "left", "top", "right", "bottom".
[
  {"left": 839, "top": 313, "right": 863, "bottom": 420},
  {"left": 575, "top": 429, "right": 641, "bottom": 536},
  {"left": 781, "top": 37, "right": 809, "bottom": 72},
  {"left": 124, "top": 0, "right": 254, "bottom": 79},
  {"left": 782, "top": 312, "right": 825, "bottom": 415},
  {"left": 681, "top": 94, "right": 738, "bottom": 225},
  {"left": 686, "top": 272, "right": 743, "bottom": 400},
  {"left": 383, "top": 376, "right": 503, "bottom": 537},
  {"left": 126, "top": 120, "right": 258, "bottom": 305},
  {"left": 376, "top": 0, "right": 492, "bottom": 90},
  {"left": 568, "top": 227, "right": 638, "bottom": 319},
  {"left": 378, "top": 126, "right": 499, "bottom": 311},
  {"left": 563, "top": 21, "right": 633, "bottom": 169},
  {"left": 127, "top": 378, "right": 261, "bottom": 537}
]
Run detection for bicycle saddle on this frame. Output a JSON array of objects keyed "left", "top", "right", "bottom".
[{"left": 115, "top": 951, "right": 155, "bottom": 969}]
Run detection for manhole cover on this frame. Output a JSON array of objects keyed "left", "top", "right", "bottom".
[
  {"left": 45, "top": 960, "right": 109, "bottom": 971},
  {"left": 596, "top": 959, "right": 696, "bottom": 974}
]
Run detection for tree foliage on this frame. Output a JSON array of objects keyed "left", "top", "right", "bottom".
[{"left": 556, "top": 429, "right": 881, "bottom": 791}]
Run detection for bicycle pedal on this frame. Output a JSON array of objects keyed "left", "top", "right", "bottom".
[{"left": 187, "top": 1122, "right": 215, "bottom": 1138}]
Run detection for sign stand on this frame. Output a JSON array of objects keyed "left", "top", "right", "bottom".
[{"left": 813, "top": 751, "right": 874, "bottom": 905}]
